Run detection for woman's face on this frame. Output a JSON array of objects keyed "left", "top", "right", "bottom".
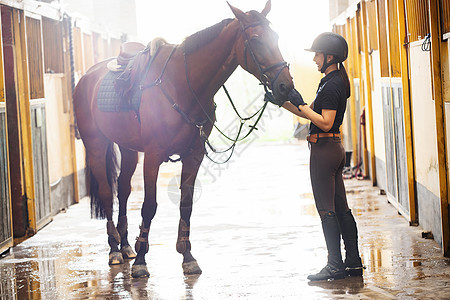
[
  {"left": 313, "top": 52, "right": 324, "bottom": 72},
  {"left": 313, "top": 52, "right": 335, "bottom": 73}
]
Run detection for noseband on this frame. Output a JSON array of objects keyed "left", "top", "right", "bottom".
[{"left": 240, "top": 22, "right": 289, "bottom": 93}]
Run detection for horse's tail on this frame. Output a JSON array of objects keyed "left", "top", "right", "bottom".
[{"left": 86, "top": 143, "right": 119, "bottom": 219}]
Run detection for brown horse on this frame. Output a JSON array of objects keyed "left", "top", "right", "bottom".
[{"left": 73, "top": 0, "right": 293, "bottom": 278}]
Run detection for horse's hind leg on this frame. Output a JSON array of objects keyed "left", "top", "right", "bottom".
[
  {"left": 131, "top": 152, "right": 162, "bottom": 278},
  {"left": 86, "top": 140, "right": 123, "bottom": 265},
  {"left": 177, "top": 150, "right": 204, "bottom": 274},
  {"left": 116, "top": 146, "right": 138, "bottom": 259}
]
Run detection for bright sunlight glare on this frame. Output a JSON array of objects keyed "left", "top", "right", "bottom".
[
  {"left": 136, "top": 0, "right": 330, "bottom": 65},
  {"left": 135, "top": 0, "right": 331, "bottom": 142}
]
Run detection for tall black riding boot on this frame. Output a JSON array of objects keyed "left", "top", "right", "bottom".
[
  {"left": 307, "top": 212, "right": 345, "bottom": 281},
  {"left": 337, "top": 210, "right": 364, "bottom": 276}
]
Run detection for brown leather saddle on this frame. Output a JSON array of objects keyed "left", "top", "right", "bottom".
[
  {"left": 97, "top": 42, "right": 148, "bottom": 114},
  {"left": 99, "top": 39, "right": 166, "bottom": 114},
  {"left": 117, "top": 42, "right": 146, "bottom": 66},
  {"left": 113, "top": 42, "right": 149, "bottom": 100}
]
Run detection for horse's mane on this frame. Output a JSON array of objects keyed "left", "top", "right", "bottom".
[
  {"left": 182, "top": 18, "right": 234, "bottom": 55},
  {"left": 181, "top": 11, "right": 270, "bottom": 55}
]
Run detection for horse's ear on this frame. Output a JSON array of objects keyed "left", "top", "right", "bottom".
[
  {"left": 227, "top": 2, "right": 247, "bottom": 21},
  {"left": 261, "top": 0, "right": 271, "bottom": 17}
]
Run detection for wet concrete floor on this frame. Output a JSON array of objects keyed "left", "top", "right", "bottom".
[{"left": 1, "top": 142, "right": 450, "bottom": 299}]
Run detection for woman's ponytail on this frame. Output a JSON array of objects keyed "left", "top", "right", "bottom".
[{"left": 339, "top": 62, "right": 351, "bottom": 99}]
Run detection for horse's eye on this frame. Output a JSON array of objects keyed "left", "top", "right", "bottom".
[{"left": 250, "top": 37, "right": 262, "bottom": 46}]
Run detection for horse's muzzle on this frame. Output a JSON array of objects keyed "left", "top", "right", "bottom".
[
  {"left": 273, "top": 75, "right": 294, "bottom": 102},
  {"left": 266, "top": 61, "right": 293, "bottom": 102}
]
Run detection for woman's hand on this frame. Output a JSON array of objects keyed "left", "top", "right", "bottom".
[
  {"left": 264, "top": 92, "right": 286, "bottom": 107},
  {"left": 287, "top": 89, "right": 306, "bottom": 108},
  {"left": 281, "top": 89, "right": 336, "bottom": 132}
]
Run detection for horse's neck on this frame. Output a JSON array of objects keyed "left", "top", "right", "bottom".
[{"left": 186, "top": 22, "right": 241, "bottom": 99}]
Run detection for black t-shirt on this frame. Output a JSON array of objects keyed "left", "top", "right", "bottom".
[{"left": 309, "top": 70, "right": 348, "bottom": 134}]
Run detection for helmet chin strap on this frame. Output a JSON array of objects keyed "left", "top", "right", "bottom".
[{"left": 320, "top": 53, "right": 335, "bottom": 73}]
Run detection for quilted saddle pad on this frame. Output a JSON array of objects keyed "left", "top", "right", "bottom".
[{"left": 97, "top": 71, "right": 142, "bottom": 113}]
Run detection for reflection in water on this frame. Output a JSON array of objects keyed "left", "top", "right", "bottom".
[
  {"left": 0, "top": 265, "right": 15, "bottom": 299},
  {"left": 308, "top": 276, "right": 364, "bottom": 294},
  {"left": 0, "top": 256, "right": 44, "bottom": 300},
  {"left": 184, "top": 274, "right": 200, "bottom": 299},
  {"left": 131, "top": 277, "right": 150, "bottom": 299}
]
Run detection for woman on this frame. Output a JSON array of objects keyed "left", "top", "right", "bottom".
[{"left": 269, "top": 32, "right": 364, "bottom": 281}]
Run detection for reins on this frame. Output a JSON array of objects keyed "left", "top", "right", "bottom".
[{"left": 183, "top": 52, "right": 268, "bottom": 164}]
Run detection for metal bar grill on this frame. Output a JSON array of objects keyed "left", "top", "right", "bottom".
[
  {"left": 405, "top": 0, "right": 430, "bottom": 42},
  {"left": 26, "top": 17, "right": 45, "bottom": 99}
]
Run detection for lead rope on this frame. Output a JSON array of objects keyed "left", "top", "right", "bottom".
[
  {"left": 183, "top": 52, "right": 269, "bottom": 164},
  {"left": 221, "top": 85, "right": 265, "bottom": 121}
]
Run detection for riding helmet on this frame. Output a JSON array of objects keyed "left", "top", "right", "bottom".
[{"left": 305, "top": 32, "right": 348, "bottom": 63}]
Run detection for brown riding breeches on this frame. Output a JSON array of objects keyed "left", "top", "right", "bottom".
[{"left": 309, "top": 137, "right": 349, "bottom": 218}]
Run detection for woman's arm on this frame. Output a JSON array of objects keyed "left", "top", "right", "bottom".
[
  {"left": 282, "top": 101, "right": 315, "bottom": 119},
  {"left": 280, "top": 88, "right": 336, "bottom": 131},
  {"left": 282, "top": 102, "right": 308, "bottom": 118},
  {"left": 299, "top": 106, "right": 336, "bottom": 132}
]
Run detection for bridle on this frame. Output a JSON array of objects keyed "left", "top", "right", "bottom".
[{"left": 240, "top": 21, "right": 289, "bottom": 94}]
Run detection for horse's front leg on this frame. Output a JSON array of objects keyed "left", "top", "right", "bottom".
[
  {"left": 116, "top": 146, "right": 138, "bottom": 260},
  {"left": 177, "top": 150, "right": 204, "bottom": 275},
  {"left": 131, "top": 152, "right": 162, "bottom": 278}
]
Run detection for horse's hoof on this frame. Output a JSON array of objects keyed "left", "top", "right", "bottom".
[
  {"left": 121, "top": 245, "right": 136, "bottom": 259},
  {"left": 109, "top": 251, "right": 124, "bottom": 265},
  {"left": 182, "top": 260, "right": 202, "bottom": 275},
  {"left": 131, "top": 264, "right": 150, "bottom": 278}
]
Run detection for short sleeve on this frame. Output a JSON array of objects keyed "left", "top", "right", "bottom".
[{"left": 320, "top": 90, "right": 339, "bottom": 111}]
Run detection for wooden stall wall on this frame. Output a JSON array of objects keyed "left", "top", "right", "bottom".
[
  {"left": 330, "top": 0, "right": 450, "bottom": 256},
  {"left": 42, "top": 17, "right": 64, "bottom": 74},
  {"left": 1, "top": 6, "right": 54, "bottom": 241},
  {"left": 26, "top": 15, "right": 51, "bottom": 230},
  {"left": 428, "top": 0, "right": 450, "bottom": 256},
  {"left": 0, "top": 3, "right": 13, "bottom": 254},
  {"left": 42, "top": 17, "right": 78, "bottom": 216},
  {"left": 373, "top": 0, "right": 411, "bottom": 218},
  {"left": 442, "top": 0, "right": 450, "bottom": 253},
  {"left": 364, "top": 0, "right": 386, "bottom": 191},
  {"left": 0, "top": 102, "right": 12, "bottom": 254},
  {"left": 0, "top": 1, "right": 137, "bottom": 251},
  {"left": 2, "top": 6, "right": 29, "bottom": 238},
  {"left": 361, "top": 0, "right": 376, "bottom": 184},
  {"left": 82, "top": 33, "right": 94, "bottom": 72}
]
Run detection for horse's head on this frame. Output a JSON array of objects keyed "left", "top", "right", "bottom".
[{"left": 228, "top": 0, "right": 293, "bottom": 102}]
